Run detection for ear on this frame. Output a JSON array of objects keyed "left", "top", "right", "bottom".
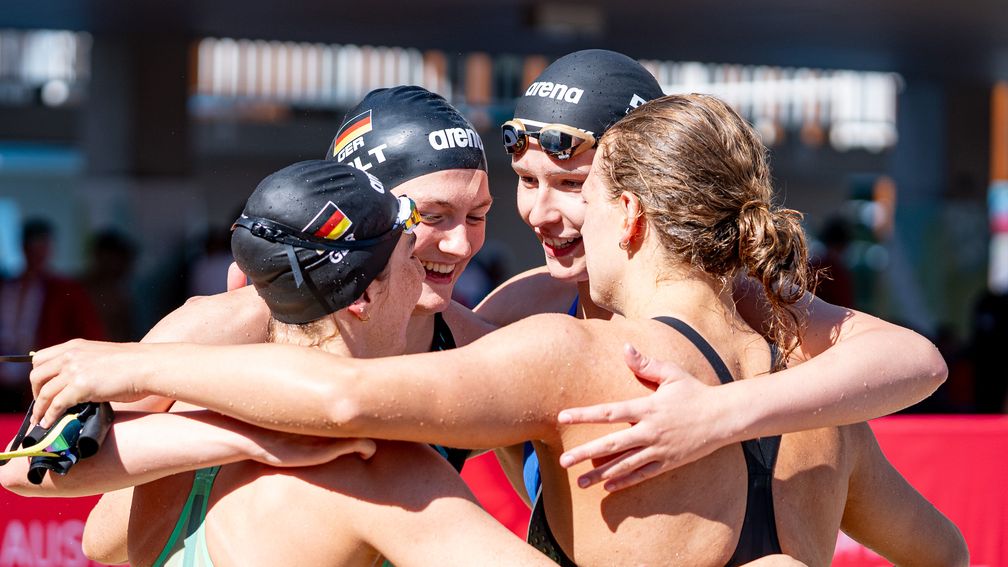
[
  {"left": 618, "top": 191, "right": 645, "bottom": 248},
  {"left": 346, "top": 288, "right": 375, "bottom": 322}
]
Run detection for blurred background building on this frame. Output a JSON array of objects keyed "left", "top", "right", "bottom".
[{"left": 0, "top": 0, "right": 1006, "bottom": 412}]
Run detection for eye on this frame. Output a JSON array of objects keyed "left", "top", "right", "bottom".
[
  {"left": 519, "top": 175, "right": 537, "bottom": 186},
  {"left": 561, "top": 179, "right": 584, "bottom": 189},
  {"left": 466, "top": 214, "right": 487, "bottom": 225},
  {"left": 421, "top": 214, "right": 442, "bottom": 223}
]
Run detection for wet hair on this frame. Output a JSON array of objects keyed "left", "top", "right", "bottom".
[{"left": 599, "top": 94, "right": 811, "bottom": 367}]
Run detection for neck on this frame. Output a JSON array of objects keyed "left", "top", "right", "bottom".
[
  {"left": 270, "top": 323, "right": 354, "bottom": 358},
  {"left": 404, "top": 312, "right": 437, "bottom": 354},
  {"left": 615, "top": 253, "right": 736, "bottom": 326},
  {"left": 575, "top": 280, "right": 614, "bottom": 320}
]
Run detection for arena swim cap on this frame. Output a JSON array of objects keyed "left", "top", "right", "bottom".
[
  {"left": 513, "top": 49, "right": 664, "bottom": 136},
  {"left": 326, "top": 85, "right": 487, "bottom": 188},
  {"left": 232, "top": 160, "right": 418, "bottom": 324}
]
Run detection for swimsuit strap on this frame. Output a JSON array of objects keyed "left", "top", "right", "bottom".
[
  {"left": 152, "top": 466, "right": 221, "bottom": 567},
  {"left": 526, "top": 489, "right": 578, "bottom": 567},
  {"left": 651, "top": 316, "right": 783, "bottom": 566},
  {"left": 567, "top": 295, "right": 579, "bottom": 317},
  {"left": 430, "top": 311, "right": 457, "bottom": 351},
  {"left": 427, "top": 312, "right": 470, "bottom": 472}
]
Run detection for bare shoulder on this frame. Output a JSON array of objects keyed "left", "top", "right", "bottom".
[
  {"left": 442, "top": 301, "right": 498, "bottom": 347},
  {"left": 475, "top": 266, "right": 578, "bottom": 326}
]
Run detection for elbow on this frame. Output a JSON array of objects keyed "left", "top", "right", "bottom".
[
  {"left": 937, "top": 528, "right": 970, "bottom": 567},
  {"left": 0, "top": 463, "right": 35, "bottom": 496},
  {"left": 914, "top": 335, "right": 948, "bottom": 398},
  {"left": 322, "top": 381, "right": 365, "bottom": 436}
]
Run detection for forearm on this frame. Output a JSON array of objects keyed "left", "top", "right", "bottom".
[
  {"left": 722, "top": 325, "right": 946, "bottom": 441},
  {"left": 1, "top": 411, "right": 256, "bottom": 497}
]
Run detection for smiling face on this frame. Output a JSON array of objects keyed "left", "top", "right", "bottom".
[
  {"left": 512, "top": 142, "right": 595, "bottom": 282},
  {"left": 392, "top": 169, "right": 492, "bottom": 315},
  {"left": 580, "top": 147, "right": 628, "bottom": 311},
  {"left": 364, "top": 232, "right": 426, "bottom": 354}
]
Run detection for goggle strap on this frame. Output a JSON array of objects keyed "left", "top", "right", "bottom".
[
  {"left": 286, "top": 244, "right": 306, "bottom": 289},
  {"left": 0, "top": 400, "right": 35, "bottom": 466},
  {"left": 232, "top": 216, "right": 398, "bottom": 253}
]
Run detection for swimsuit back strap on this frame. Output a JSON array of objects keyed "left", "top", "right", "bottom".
[{"left": 652, "top": 316, "right": 734, "bottom": 385}]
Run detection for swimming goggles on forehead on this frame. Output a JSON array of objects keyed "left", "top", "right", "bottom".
[{"left": 501, "top": 119, "right": 597, "bottom": 161}]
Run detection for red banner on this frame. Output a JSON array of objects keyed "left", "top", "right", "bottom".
[{"left": 2, "top": 415, "right": 1006, "bottom": 566}]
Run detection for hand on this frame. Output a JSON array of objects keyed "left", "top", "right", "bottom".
[
  {"left": 30, "top": 339, "right": 155, "bottom": 428},
  {"left": 556, "top": 343, "right": 730, "bottom": 492},
  {"left": 249, "top": 431, "right": 377, "bottom": 467}
]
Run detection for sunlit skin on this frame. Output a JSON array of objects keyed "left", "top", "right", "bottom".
[
  {"left": 512, "top": 142, "right": 593, "bottom": 283},
  {"left": 394, "top": 169, "right": 492, "bottom": 315}
]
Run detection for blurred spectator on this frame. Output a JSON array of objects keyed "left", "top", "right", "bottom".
[
  {"left": 83, "top": 229, "right": 139, "bottom": 342},
  {"left": 0, "top": 218, "right": 106, "bottom": 412},
  {"left": 452, "top": 241, "right": 511, "bottom": 308},
  {"left": 810, "top": 216, "right": 855, "bottom": 308},
  {"left": 188, "top": 225, "right": 234, "bottom": 298},
  {"left": 971, "top": 290, "right": 1008, "bottom": 413}
]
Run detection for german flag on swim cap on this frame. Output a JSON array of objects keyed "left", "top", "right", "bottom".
[
  {"left": 331, "top": 110, "right": 373, "bottom": 159},
  {"left": 232, "top": 160, "right": 403, "bottom": 324},
  {"left": 514, "top": 50, "right": 664, "bottom": 136},
  {"left": 326, "top": 86, "right": 487, "bottom": 189}
]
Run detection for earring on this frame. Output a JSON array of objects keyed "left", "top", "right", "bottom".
[
  {"left": 619, "top": 240, "right": 629, "bottom": 250},
  {"left": 359, "top": 310, "right": 369, "bottom": 322}
]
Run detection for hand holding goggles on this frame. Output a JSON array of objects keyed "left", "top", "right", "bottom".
[{"left": 501, "top": 119, "right": 597, "bottom": 161}]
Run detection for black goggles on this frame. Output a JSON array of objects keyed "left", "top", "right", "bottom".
[
  {"left": 232, "top": 196, "right": 421, "bottom": 288},
  {"left": 501, "top": 119, "right": 597, "bottom": 161}
]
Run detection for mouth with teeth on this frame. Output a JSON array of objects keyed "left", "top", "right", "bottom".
[
  {"left": 421, "top": 260, "right": 457, "bottom": 284},
  {"left": 540, "top": 235, "right": 583, "bottom": 258}
]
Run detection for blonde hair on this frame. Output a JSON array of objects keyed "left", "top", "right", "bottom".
[{"left": 599, "top": 94, "right": 812, "bottom": 367}]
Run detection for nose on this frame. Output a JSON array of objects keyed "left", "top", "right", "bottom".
[
  {"left": 526, "top": 186, "right": 562, "bottom": 229},
  {"left": 438, "top": 222, "right": 471, "bottom": 259}
]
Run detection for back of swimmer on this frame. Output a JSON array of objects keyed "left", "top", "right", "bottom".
[{"left": 128, "top": 160, "right": 551, "bottom": 567}]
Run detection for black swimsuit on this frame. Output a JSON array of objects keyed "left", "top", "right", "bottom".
[
  {"left": 526, "top": 316, "right": 783, "bottom": 566},
  {"left": 429, "top": 312, "right": 471, "bottom": 472}
]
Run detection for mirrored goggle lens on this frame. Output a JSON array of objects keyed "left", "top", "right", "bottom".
[
  {"left": 396, "top": 196, "right": 422, "bottom": 234},
  {"left": 538, "top": 129, "right": 578, "bottom": 153},
  {"left": 502, "top": 124, "right": 527, "bottom": 154}
]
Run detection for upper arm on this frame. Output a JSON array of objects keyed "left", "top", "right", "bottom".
[
  {"left": 840, "top": 423, "right": 968, "bottom": 567},
  {"left": 143, "top": 286, "right": 269, "bottom": 345},
  {"left": 475, "top": 267, "right": 576, "bottom": 326},
  {"left": 334, "top": 443, "right": 550, "bottom": 567},
  {"left": 82, "top": 488, "right": 133, "bottom": 565}
]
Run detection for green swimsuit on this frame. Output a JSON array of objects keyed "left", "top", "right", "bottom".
[{"left": 152, "top": 466, "right": 221, "bottom": 567}]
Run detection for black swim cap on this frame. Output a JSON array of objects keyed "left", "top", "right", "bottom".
[
  {"left": 232, "top": 160, "right": 413, "bottom": 324},
  {"left": 326, "top": 86, "right": 487, "bottom": 189},
  {"left": 513, "top": 49, "right": 664, "bottom": 136}
]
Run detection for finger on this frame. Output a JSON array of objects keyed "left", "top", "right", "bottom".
[
  {"left": 624, "top": 343, "right": 690, "bottom": 386},
  {"left": 557, "top": 396, "right": 651, "bottom": 426},
  {"left": 36, "top": 380, "right": 76, "bottom": 429},
  {"left": 351, "top": 438, "right": 377, "bottom": 460},
  {"left": 602, "top": 460, "right": 665, "bottom": 492},
  {"left": 226, "top": 262, "right": 248, "bottom": 291},
  {"left": 571, "top": 447, "right": 646, "bottom": 488},
  {"left": 558, "top": 426, "right": 650, "bottom": 468},
  {"left": 31, "top": 339, "right": 81, "bottom": 367},
  {"left": 29, "top": 354, "right": 62, "bottom": 400}
]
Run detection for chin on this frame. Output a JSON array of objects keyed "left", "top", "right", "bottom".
[
  {"left": 544, "top": 258, "right": 589, "bottom": 283},
  {"left": 412, "top": 287, "right": 453, "bottom": 315}
]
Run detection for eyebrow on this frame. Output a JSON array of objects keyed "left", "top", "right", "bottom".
[
  {"left": 418, "top": 198, "right": 493, "bottom": 210},
  {"left": 512, "top": 165, "right": 590, "bottom": 179}
]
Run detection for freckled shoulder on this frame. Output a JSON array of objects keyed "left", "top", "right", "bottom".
[{"left": 474, "top": 265, "right": 578, "bottom": 326}]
